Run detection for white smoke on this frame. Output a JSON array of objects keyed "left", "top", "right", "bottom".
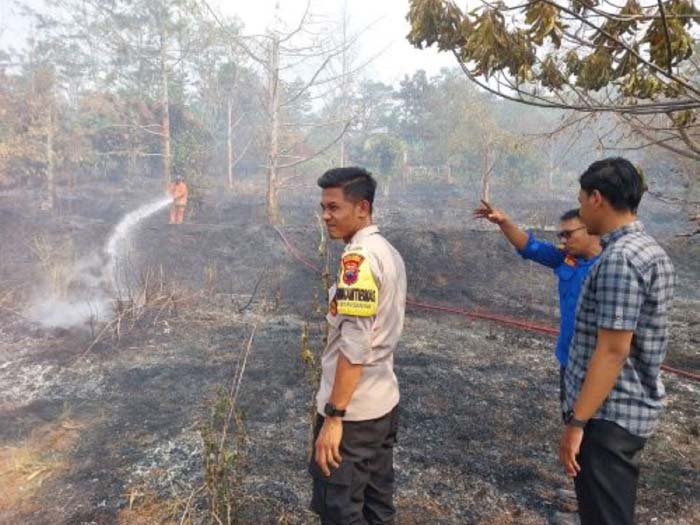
[{"left": 25, "top": 196, "right": 173, "bottom": 330}]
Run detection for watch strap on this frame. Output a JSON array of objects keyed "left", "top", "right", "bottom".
[
  {"left": 565, "top": 410, "right": 587, "bottom": 428},
  {"left": 324, "top": 402, "right": 346, "bottom": 418}
]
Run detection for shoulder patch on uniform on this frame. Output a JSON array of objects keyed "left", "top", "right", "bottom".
[
  {"left": 341, "top": 253, "right": 365, "bottom": 285},
  {"left": 336, "top": 248, "right": 378, "bottom": 317}
]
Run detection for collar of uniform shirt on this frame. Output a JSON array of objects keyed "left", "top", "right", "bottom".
[
  {"left": 600, "top": 220, "right": 644, "bottom": 249},
  {"left": 349, "top": 224, "right": 380, "bottom": 245}
]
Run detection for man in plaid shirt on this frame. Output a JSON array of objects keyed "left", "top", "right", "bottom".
[{"left": 559, "top": 157, "right": 675, "bottom": 525}]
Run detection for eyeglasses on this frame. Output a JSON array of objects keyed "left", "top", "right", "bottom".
[{"left": 558, "top": 226, "right": 586, "bottom": 240}]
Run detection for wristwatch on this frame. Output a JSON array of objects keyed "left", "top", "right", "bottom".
[
  {"left": 564, "top": 410, "right": 588, "bottom": 429},
  {"left": 323, "top": 402, "right": 346, "bottom": 418}
]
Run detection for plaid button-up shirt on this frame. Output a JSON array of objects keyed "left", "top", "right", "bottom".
[{"left": 564, "top": 221, "right": 675, "bottom": 437}]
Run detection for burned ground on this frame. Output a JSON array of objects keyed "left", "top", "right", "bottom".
[{"left": 0, "top": 181, "right": 698, "bottom": 525}]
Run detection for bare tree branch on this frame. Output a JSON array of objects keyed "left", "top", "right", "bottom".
[
  {"left": 277, "top": 0, "right": 312, "bottom": 45},
  {"left": 277, "top": 119, "right": 352, "bottom": 171}
]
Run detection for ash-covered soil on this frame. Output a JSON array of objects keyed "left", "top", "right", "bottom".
[{"left": 0, "top": 180, "right": 698, "bottom": 524}]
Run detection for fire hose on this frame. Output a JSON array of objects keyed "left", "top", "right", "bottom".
[{"left": 273, "top": 226, "right": 700, "bottom": 383}]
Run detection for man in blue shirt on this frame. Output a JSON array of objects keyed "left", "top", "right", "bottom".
[
  {"left": 474, "top": 201, "right": 600, "bottom": 396},
  {"left": 474, "top": 200, "right": 601, "bottom": 512}
]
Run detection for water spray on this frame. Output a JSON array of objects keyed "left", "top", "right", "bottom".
[
  {"left": 26, "top": 195, "right": 173, "bottom": 329},
  {"left": 105, "top": 196, "right": 172, "bottom": 298}
]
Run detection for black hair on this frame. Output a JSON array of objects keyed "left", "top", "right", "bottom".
[
  {"left": 317, "top": 167, "right": 377, "bottom": 212},
  {"left": 579, "top": 157, "right": 647, "bottom": 213},
  {"left": 559, "top": 209, "right": 580, "bottom": 222}
]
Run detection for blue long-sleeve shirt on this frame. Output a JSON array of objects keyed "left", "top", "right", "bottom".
[{"left": 517, "top": 232, "right": 599, "bottom": 367}]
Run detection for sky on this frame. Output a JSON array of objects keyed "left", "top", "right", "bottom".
[
  {"left": 0, "top": 0, "right": 456, "bottom": 85},
  {"left": 215, "top": 0, "right": 455, "bottom": 83}
]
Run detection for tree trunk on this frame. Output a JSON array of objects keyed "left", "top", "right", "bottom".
[
  {"left": 340, "top": 136, "right": 346, "bottom": 168},
  {"left": 227, "top": 98, "right": 234, "bottom": 189},
  {"left": 266, "top": 34, "right": 281, "bottom": 223},
  {"left": 481, "top": 148, "right": 493, "bottom": 202},
  {"left": 546, "top": 140, "right": 556, "bottom": 192},
  {"left": 160, "top": 33, "right": 171, "bottom": 185},
  {"left": 339, "top": 0, "right": 349, "bottom": 168},
  {"left": 45, "top": 99, "right": 55, "bottom": 211}
]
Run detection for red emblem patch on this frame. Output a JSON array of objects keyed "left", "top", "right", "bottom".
[{"left": 341, "top": 253, "right": 365, "bottom": 286}]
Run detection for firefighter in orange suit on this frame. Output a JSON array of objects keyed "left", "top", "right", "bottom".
[{"left": 168, "top": 175, "right": 188, "bottom": 224}]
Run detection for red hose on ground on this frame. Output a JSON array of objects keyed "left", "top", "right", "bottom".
[
  {"left": 273, "top": 225, "right": 323, "bottom": 274},
  {"left": 659, "top": 364, "right": 700, "bottom": 382},
  {"left": 273, "top": 226, "right": 700, "bottom": 382},
  {"left": 406, "top": 299, "right": 559, "bottom": 335}
]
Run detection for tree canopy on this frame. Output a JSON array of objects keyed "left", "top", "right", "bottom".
[{"left": 407, "top": 0, "right": 700, "bottom": 161}]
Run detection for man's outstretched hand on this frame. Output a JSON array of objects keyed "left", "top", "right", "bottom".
[{"left": 474, "top": 200, "right": 507, "bottom": 225}]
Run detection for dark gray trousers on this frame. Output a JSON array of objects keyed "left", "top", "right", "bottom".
[
  {"left": 309, "top": 406, "right": 399, "bottom": 525},
  {"left": 575, "top": 419, "right": 647, "bottom": 525}
]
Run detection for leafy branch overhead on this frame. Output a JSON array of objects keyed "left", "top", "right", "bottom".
[
  {"left": 407, "top": 0, "right": 700, "bottom": 160},
  {"left": 408, "top": 0, "right": 700, "bottom": 102}
]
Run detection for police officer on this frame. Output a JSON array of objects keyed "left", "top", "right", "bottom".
[{"left": 310, "top": 167, "right": 407, "bottom": 524}]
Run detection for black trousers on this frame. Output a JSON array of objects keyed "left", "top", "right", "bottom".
[
  {"left": 309, "top": 406, "right": 399, "bottom": 525},
  {"left": 575, "top": 419, "right": 647, "bottom": 525}
]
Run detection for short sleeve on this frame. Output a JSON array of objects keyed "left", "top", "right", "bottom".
[
  {"left": 338, "top": 316, "right": 373, "bottom": 364},
  {"left": 595, "top": 252, "right": 644, "bottom": 331}
]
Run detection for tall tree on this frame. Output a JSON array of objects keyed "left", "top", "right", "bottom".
[
  {"left": 32, "top": 0, "right": 216, "bottom": 184},
  {"left": 204, "top": 2, "right": 359, "bottom": 222},
  {"left": 186, "top": 17, "right": 258, "bottom": 190},
  {"left": 0, "top": 33, "right": 71, "bottom": 207}
]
